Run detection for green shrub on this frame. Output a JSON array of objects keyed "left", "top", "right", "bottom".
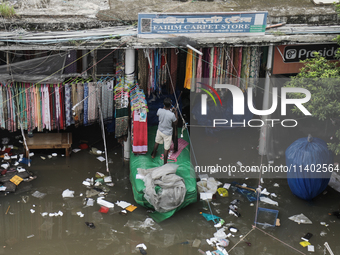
[{"left": 0, "top": 2, "right": 16, "bottom": 18}]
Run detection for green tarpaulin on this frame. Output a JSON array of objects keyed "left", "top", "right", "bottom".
[{"left": 130, "top": 126, "right": 197, "bottom": 222}]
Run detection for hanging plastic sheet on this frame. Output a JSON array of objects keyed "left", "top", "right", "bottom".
[{"left": 0, "top": 53, "right": 67, "bottom": 83}]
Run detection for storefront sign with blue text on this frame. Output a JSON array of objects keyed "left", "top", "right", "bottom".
[{"left": 138, "top": 12, "right": 268, "bottom": 38}]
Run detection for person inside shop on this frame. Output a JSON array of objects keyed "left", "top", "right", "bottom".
[{"left": 151, "top": 97, "right": 178, "bottom": 164}]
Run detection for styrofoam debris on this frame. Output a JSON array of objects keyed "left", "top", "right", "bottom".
[
  {"left": 14, "top": 161, "right": 19, "bottom": 166},
  {"left": 97, "top": 156, "right": 105, "bottom": 162},
  {"left": 30, "top": 209, "right": 35, "bottom": 213},
  {"left": 40, "top": 156, "right": 46, "bottom": 160},
  {"left": 136, "top": 243, "right": 147, "bottom": 250},
  {"left": 82, "top": 181, "right": 91, "bottom": 186},
  {"left": 27, "top": 235, "right": 34, "bottom": 238},
  {"left": 237, "top": 161, "right": 242, "bottom": 166},
  {"left": 17, "top": 167, "right": 25, "bottom": 173},
  {"left": 11, "top": 155, "right": 17, "bottom": 159},
  {"left": 62, "top": 189, "right": 74, "bottom": 198},
  {"left": 260, "top": 196, "right": 278, "bottom": 206},
  {"left": 200, "top": 193, "right": 213, "bottom": 200},
  {"left": 76, "top": 212, "right": 84, "bottom": 217},
  {"left": 97, "top": 198, "right": 114, "bottom": 208},
  {"left": 260, "top": 178, "right": 264, "bottom": 184},
  {"left": 72, "top": 148, "right": 81, "bottom": 153},
  {"left": 116, "top": 201, "right": 131, "bottom": 209},
  {"left": 41, "top": 212, "right": 48, "bottom": 217},
  {"left": 29, "top": 152, "right": 34, "bottom": 157},
  {"left": 104, "top": 176, "right": 112, "bottom": 183},
  {"left": 261, "top": 188, "right": 270, "bottom": 195},
  {"left": 223, "top": 183, "right": 231, "bottom": 189},
  {"left": 1, "top": 163, "right": 9, "bottom": 169},
  {"left": 273, "top": 183, "right": 280, "bottom": 187},
  {"left": 308, "top": 245, "right": 315, "bottom": 252},
  {"left": 86, "top": 198, "right": 94, "bottom": 207},
  {"left": 320, "top": 222, "right": 329, "bottom": 227},
  {"left": 270, "top": 193, "right": 277, "bottom": 198},
  {"left": 52, "top": 153, "right": 57, "bottom": 157}
]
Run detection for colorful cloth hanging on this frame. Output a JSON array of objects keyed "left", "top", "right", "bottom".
[
  {"left": 184, "top": 49, "right": 193, "bottom": 89},
  {"left": 132, "top": 110, "right": 148, "bottom": 154},
  {"left": 130, "top": 82, "right": 148, "bottom": 154}
]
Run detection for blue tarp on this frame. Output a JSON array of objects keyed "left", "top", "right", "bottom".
[{"left": 286, "top": 135, "right": 333, "bottom": 201}]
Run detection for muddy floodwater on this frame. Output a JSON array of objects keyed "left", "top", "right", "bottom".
[{"left": 1, "top": 123, "right": 340, "bottom": 255}]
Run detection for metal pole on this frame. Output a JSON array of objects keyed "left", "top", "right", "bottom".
[
  {"left": 123, "top": 48, "right": 134, "bottom": 161},
  {"left": 258, "top": 45, "right": 273, "bottom": 156}
]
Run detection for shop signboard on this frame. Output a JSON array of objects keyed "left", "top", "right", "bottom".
[
  {"left": 273, "top": 44, "right": 340, "bottom": 74},
  {"left": 137, "top": 12, "right": 268, "bottom": 38}
]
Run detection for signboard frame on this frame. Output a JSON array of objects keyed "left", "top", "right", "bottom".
[{"left": 137, "top": 12, "right": 268, "bottom": 38}]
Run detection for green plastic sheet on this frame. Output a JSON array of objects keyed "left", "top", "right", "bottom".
[{"left": 130, "top": 126, "right": 197, "bottom": 222}]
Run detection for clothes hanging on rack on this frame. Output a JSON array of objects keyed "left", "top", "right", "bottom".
[
  {"left": 138, "top": 49, "right": 148, "bottom": 93},
  {"left": 64, "top": 83, "right": 72, "bottom": 127},
  {"left": 114, "top": 61, "right": 129, "bottom": 139},
  {"left": 88, "top": 82, "right": 98, "bottom": 125},
  {"left": 184, "top": 49, "right": 193, "bottom": 90},
  {"left": 130, "top": 83, "right": 148, "bottom": 154},
  {"left": 0, "top": 81, "right": 115, "bottom": 132},
  {"left": 196, "top": 48, "right": 203, "bottom": 93},
  {"left": 132, "top": 110, "right": 148, "bottom": 154},
  {"left": 83, "top": 83, "right": 89, "bottom": 126}
]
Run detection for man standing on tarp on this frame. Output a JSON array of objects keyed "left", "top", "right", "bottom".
[{"left": 151, "top": 98, "right": 178, "bottom": 164}]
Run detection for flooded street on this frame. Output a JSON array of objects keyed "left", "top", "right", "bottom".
[{"left": 1, "top": 122, "right": 340, "bottom": 255}]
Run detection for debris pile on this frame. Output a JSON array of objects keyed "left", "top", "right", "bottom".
[{"left": 0, "top": 138, "right": 37, "bottom": 194}]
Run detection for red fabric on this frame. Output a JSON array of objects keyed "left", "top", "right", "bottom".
[
  {"left": 59, "top": 85, "right": 64, "bottom": 130},
  {"left": 4, "top": 148, "right": 11, "bottom": 154},
  {"left": 79, "top": 144, "right": 89, "bottom": 150},
  {"left": 132, "top": 111, "right": 148, "bottom": 154}
]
